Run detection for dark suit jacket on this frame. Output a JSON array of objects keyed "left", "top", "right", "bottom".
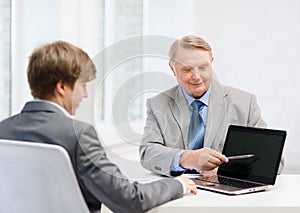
[{"left": 0, "top": 101, "right": 183, "bottom": 213}]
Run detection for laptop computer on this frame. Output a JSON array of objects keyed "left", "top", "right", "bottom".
[{"left": 192, "top": 125, "right": 286, "bottom": 195}]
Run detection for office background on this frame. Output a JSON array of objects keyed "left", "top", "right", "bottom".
[{"left": 1, "top": 0, "right": 299, "bottom": 174}]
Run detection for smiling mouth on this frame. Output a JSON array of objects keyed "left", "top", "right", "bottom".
[{"left": 190, "top": 82, "right": 202, "bottom": 86}]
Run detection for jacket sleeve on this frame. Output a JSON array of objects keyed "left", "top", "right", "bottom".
[
  {"left": 248, "top": 94, "right": 267, "bottom": 127},
  {"left": 75, "top": 124, "right": 183, "bottom": 213},
  {"left": 139, "top": 99, "right": 183, "bottom": 176}
]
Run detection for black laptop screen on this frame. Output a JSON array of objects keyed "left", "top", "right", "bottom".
[{"left": 218, "top": 125, "right": 286, "bottom": 185}]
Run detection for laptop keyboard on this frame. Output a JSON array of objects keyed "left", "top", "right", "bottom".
[
  {"left": 196, "top": 175, "right": 263, "bottom": 189},
  {"left": 216, "top": 175, "right": 263, "bottom": 189}
]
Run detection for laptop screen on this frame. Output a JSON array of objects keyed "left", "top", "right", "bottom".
[{"left": 218, "top": 125, "right": 286, "bottom": 185}]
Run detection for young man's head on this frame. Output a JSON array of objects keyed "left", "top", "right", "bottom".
[
  {"left": 27, "top": 41, "right": 96, "bottom": 115},
  {"left": 169, "top": 35, "right": 214, "bottom": 99}
]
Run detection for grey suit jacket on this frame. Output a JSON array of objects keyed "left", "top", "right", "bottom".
[
  {"left": 0, "top": 102, "right": 183, "bottom": 213},
  {"left": 139, "top": 80, "right": 284, "bottom": 176}
]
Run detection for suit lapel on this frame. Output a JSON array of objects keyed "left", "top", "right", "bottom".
[
  {"left": 165, "top": 80, "right": 228, "bottom": 150},
  {"left": 204, "top": 79, "right": 228, "bottom": 148},
  {"left": 169, "top": 86, "right": 190, "bottom": 149}
]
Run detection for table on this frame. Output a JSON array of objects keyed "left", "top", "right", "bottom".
[{"left": 149, "top": 174, "right": 300, "bottom": 213}]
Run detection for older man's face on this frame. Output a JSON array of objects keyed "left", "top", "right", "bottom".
[{"left": 170, "top": 47, "right": 213, "bottom": 99}]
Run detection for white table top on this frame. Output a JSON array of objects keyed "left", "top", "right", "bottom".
[{"left": 149, "top": 174, "right": 300, "bottom": 213}]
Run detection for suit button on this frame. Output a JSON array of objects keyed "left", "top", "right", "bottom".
[{"left": 154, "top": 166, "right": 161, "bottom": 171}]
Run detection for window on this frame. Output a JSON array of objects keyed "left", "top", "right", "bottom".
[
  {"left": 0, "top": 0, "right": 11, "bottom": 120},
  {"left": 100, "top": 0, "right": 144, "bottom": 120},
  {"left": 92, "top": 0, "right": 177, "bottom": 147},
  {"left": 94, "top": 0, "right": 145, "bottom": 146}
]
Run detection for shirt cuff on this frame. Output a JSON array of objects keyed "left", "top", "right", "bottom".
[
  {"left": 174, "top": 176, "right": 187, "bottom": 195},
  {"left": 170, "top": 150, "right": 186, "bottom": 172}
]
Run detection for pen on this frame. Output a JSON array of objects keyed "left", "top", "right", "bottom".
[{"left": 227, "top": 154, "right": 254, "bottom": 160}]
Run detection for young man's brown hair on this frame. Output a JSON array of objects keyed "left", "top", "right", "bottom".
[{"left": 27, "top": 41, "right": 96, "bottom": 99}]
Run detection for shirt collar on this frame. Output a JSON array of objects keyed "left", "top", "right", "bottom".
[
  {"left": 182, "top": 84, "right": 211, "bottom": 106},
  {"left": 31, "top": 99, "right": 73, "bottom": 118}
]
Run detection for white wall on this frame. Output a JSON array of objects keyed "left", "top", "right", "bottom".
[{"left": 145, "top": 0, "right": 300, "bottom": 173}]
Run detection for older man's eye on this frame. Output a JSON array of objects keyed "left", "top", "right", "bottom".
[
  {"left": 182, "top": 68, "right": 191, "bottom": 72},
  {"left": 197, "top": 66, "right": 207, "bottom": 72}
]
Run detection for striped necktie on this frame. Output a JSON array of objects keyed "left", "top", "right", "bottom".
[{"left": 188, "top": 100, "right": 205, "bottom": 150}]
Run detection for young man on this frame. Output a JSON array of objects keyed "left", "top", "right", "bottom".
[
  {"left": 139, "top": 35, "right": 283, "bottom": 176},
  {"left": 0, "top": 41, "right": 197, "bottom": 213}
]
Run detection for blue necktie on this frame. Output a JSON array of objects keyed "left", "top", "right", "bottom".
[{"left": 188, "top": 100, "right": 205, "bottom": 150}]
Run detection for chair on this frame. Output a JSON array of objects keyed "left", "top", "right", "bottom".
[{"left": 0, "top": 139, "right": 90, "bottom": 213}]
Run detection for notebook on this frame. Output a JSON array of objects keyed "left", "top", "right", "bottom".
[{"left": 192, "top": 125, "right": 286, "bottom": 195}]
